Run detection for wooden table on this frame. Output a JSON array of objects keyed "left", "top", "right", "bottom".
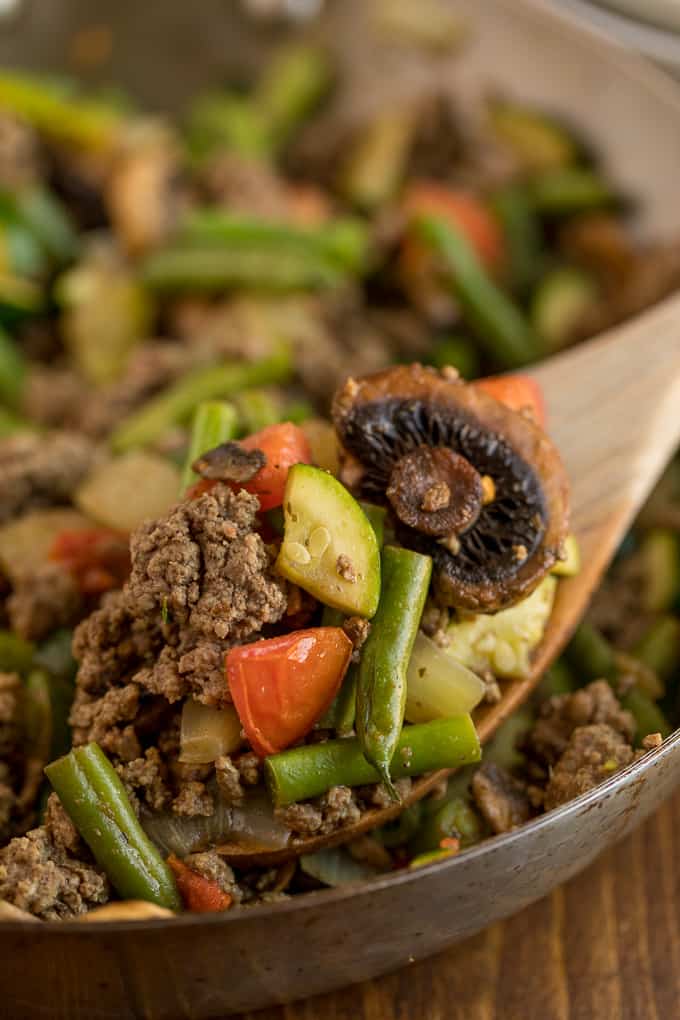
[{"left": 243, "top": 787, "right": 680, "bottom": 1020}]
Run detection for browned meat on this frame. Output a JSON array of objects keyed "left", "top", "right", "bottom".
[
  {"left": 115, "top": 748, "right": 171, "bottom": 814},
  {"left": 0, "top": 431, "right": 98, "bottom": 523},
  {"left": 183, "top": 850, "right": 243, "bottom": 903},
  {"left": 278, "top": 785, "right": 361, "bottom": 838},
  {"left": 198, "top": 152, "right": 294, "bottom": 217},
  {"left": 543, "top": 724, "right": 634, "bottom": 811},
  {"left": 525, "top": 680, "right": 635, "bottom": 767},
  {"left": 215, "top": 756, "right": 245, "bottom": 805},
  {"left": 127, "top": 485, "right": 286, "bottom": 649},
  {"left": 471, "top": 762, "right": 531, "bottom": 834},
  {"left": 43, "top": 794, "right": 82, "bottom": 857},
  {"left": 22, "top": 367, "right": 86, "bottom": 429},
  {"left": 7, "top": 563, "right": 83, "bottom": 641},
  {"left": 193, "top": 442, "right": 265, "bottom": 484},
  {"left": 172, "top": 781, "right": 214, "bottom": 817},
  {"left": 0, "top": 763, "right": 17, "bottom": 842},
  {"left": 0, "top": 825, "right": 109, "bottom": 919}
]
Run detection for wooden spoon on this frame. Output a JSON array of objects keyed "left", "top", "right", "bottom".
[{"left": 220, "top": 294, "right": 680, "bottom": 865}]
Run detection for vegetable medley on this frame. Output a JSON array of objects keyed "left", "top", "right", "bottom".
[{"left": 0, "top": 36, "right": 676, "bottom": 922}]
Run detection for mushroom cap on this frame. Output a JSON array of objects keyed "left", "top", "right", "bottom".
[{"left": 332, "top": 364, "right": 570, "bottom": 613}]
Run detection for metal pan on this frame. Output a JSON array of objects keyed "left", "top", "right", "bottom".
[{"left": 3, "top": 2, "right": 680, "bottom": 1016}]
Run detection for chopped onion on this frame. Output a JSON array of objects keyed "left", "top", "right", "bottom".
[
  {"left": 405, "top": 631, "right": 485, "bottom": 723},
  {"left": 179, "top": 699, "right": 242, "bottom": 764},
  {"left": 300, "top": 847, "right": 381, "bottom": 887},
  {"left": 75, "top": 451, "right": 180, "bottom": 533},
  {"left": 142, "top": 786, "right": 290, "bottom": 857}
]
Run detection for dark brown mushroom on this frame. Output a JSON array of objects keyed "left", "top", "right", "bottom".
[
  {"left": 192, "top": 442, "right": 266, "bottom": 484},
  {"left": 332, "top": 364, "right": 570, "bottom": 613}
]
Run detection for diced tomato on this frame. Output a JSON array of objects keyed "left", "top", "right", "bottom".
[
  {"left": 48, "top": 527, "right": 131, "bottom": 596},
  {"left": 401, "top": 182, "right": 506, "bottom": 273},
  {"left": 226, "top": 627, "right": 353, "bottom": 757},
  {"left": 167, "top": 854, "right": 233, "bottom": 913},
  {"left": 474, "top": 374, "right": 547, "bottom": 429},
  {"left": 187, "top": 423, "right": 312, "bottom": 512},
  {"left": 240, "top": 422, "right": 312, "bottom": 512}
]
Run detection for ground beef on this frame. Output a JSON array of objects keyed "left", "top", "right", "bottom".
[
  {"left": 215, "top": 756, "right": 245, "bottom": 805},
  {"left": 44, "top": 794, "right": 82, "bottom": 857},
  {"left": 543, "top": 724, "right": 635, "bottom": 811},
  {"left": 128, "top": 486, "right": 286, "bottom": 647},
  {"left": 70, "top": 682, "right": 141, "bottom": 761},
  {"left": 198, "top": 152, "right": 294, "bottom": 217},
  {"left": 22, "top": 367, "right": 86, "bottom": 429},
  {"left": 0, "top": 431, "right": 98, "bottom": 523},
  {"left": 7, "top": 563, "right": 83, "bottom": 640},
  {"left": 172, "top": 781, "right": 214, "bottom": 817},
  {"left": 471, "top": 762, "right": 532, "bottom": 834},
  {"left": 278, "top": 785, "right": 361, "bottom": 838},
  {"left": 116, "top": 748, "right": 170, "bottom": 813},
  {"left": 525, "top": 680, "right": 635, "bottom": 767},
  {"left": 361, "top": 778, "right": 412, "bottom": 809},
  {"left": 184, "top": 850, "right": 243, "bottom": 903},
  {"left": 0, "top": 825, "right": 109, "bottom": 920}
]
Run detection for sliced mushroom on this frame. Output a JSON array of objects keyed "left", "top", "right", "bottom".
[
  {"left": 192, "top": 442, "right": 266, "bottom": 484},
  {"left": 332, "top": 364, "right": 569, "bottom": 613}
]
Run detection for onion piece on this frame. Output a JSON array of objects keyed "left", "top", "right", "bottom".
[
  {"left": 179, "top": 700, "right": 242, "bottom": 764},
  {"left": 221, "top": 788, "right": 291, "bottom": 851},
  {"left": 75, "top": 451, "right": 180, "bottom": 533},
  {"left": 300, "top": 847, "right": 381, "bottom": 887},
  {"left": 405, "top": 631, "right": 485, "bottom": 723}
]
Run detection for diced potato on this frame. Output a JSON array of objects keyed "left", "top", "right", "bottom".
[{"left": 75, "top": 451, "right": 180, "bottom": 532}]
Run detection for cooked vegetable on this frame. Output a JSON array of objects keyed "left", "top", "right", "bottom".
[
  {"left": 300, "top": 846, "right": 383, "bottom": 887},
  {"left": 0, "top": 326, "right": 25, "bottom": 409},
  {"left": 474, "top": 372, "right": 547, "bottom": 428},
  {"left": 233, "top": 389, "right": 282, "bottom": 435},
  {"left": 621, "top": 687, "right": 671, "bottom": 742},
  {"left": 552, "top": 534, "right": 581, "bottom": 578},
  {"left": 0, "top": 631, "right": 34, "bottom": 675},
  {"left": 488, "top": 101, "right": 579, "bottom": 172},
  {"left": 318, "top": 663, "right": 359, "bottom": 736},
  {"left": 415, "top": 215, "right": 543, "bottom": 368},
  {"left": 227, "top": 627, "right": 353, "bottom": 757},
  {"left": 276, "top": 464, "right": 381, "bottom": 617},
  {"left": 490, "top": 184, "right": 543, "bottom": 294},
  {"left": 239, "top": 422, "right": 312, "bottom": 512},
  {"left": 75, "top": 451, "right": 180, "bottom": 531},
  {"left": 428, "top": 336, "right": 481, "bottom": 379},
  {"left": 357, "top": 546, "right": 432, "bottom": 792},
  {"left": 254, "top": 43, "right": 333, "bottom": 151},
  {"left": 265, "top": 716, "right": 481, "bottom": 806},
  {"left": 49, "top": 527, "right": 130, "bottom": 596},
  {"left": 445, "top": 575, "right": 557, "bottom": 680},
  {"left": 402, "top": 183, "right": 505, "bottom": 273},
  {"left": 529, "top": 167, "right": 615, "bottom": 217},
  {"left": 0, "top": 508, "right": 91, "bottom": 581},
  {"left": 531, "top": 266, "right": 597, "bottom": 352},
  {"left": 339, "top": 107, "right": 418, "bottom": 209},
  {"left": 300, "top": 417, "right": 341, "bottom": 475},
  {"left": 110, "top": 349, "right": 292, "bottom": 452},
  {"left": 179, "top": 700, "right": 242, "bottom": 764},
  {"left": 633, "top": 616, "right": 680, "bottom": 685},
  {"left": 408, "top": 794, "right": 483, "bottom": 856},
  {"left": 180, "top": 401, "right": 239, "bottom": 493},
  {"left": 333, "top": 365, "right": 569, "bottom": 612},
  {"left": 45, "top": 743, "right": 181, "bottom": 909},
  {"left": 405, "top": 631, "right": 485, "bottom": 724},
  {"left": 167, "top": 854, "right": 232, "bottom": 913},
  {"left": 639, "top": 528, "right": 680, "bottom": 612}
]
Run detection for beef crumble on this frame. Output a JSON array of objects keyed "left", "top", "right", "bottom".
[
  {"left": 543, "top": 724, "right": 634, "bottom": 811},
  {"left": 0, "top": 431, "right": 98, "bottom": 524},
  {"left": 7, "top": 562, "right": 83, "bottom": 641},
  {"left": 471, "top": 762, "right": 531, "bottom": 834}
]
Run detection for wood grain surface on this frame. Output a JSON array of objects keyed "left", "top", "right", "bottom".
[{"left": 242, "top": 787, "right": 680, "bottom": 1020}]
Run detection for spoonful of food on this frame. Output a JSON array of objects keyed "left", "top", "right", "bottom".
[{"left": 218, "top": 285, "right": 680, "bottom": 867}]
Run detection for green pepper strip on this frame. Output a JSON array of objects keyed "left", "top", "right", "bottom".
[
  {"left": 265, "top": 716, "right": 481, "bottom": 806},
  {"left": 110, "top": 348, "right": 292, "bottom": 453},
  {"left": 45, "top": 743, "right": 181, "bottom": 910},
  {"left": 415, "top": 215, "right": 543, "bottom": 369},
  {"left": 357, "top": 546, "right": 432, "bottom": 795},
  {"left": 566, "top": 622, "right": 671, "bottom": 741},
  {"left": 142, "top": 245, "right": 345, "bottom": 294},
  {"left": 179, "top": 400, "right": 239, "bottom": 493}
]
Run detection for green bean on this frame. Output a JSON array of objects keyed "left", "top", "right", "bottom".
[
  {"left": 0, "top": 631, "right": 34, "bottom": 674},
  {"left": 0, "top": 325, "right": 24, "bottom": 409},
  {"left": 428, "top": 335, "right": 481, "bottom": 379},
  {"left": 110, "top": 348, "right": 292, "bottom": 453},
  {"left": 535, "top": 658, "right": 577, "bottom": 699},
  {"left": 45, "top": 743, "right": 181, "bottom": 909},
  {"left": 0, "top": 72, "right": 122, "bottom": 151},
  {"left": 416, "top": 215, "right": 543, "bottom": 369},
  {"left": 17, "top": 188, "right": 79, "bottom": 263},
  {"left": 357, "top": 546, "right": 432, "bottom": 794},
  {"left": 376, "top": 801, "right": 423, "bottom": 848},
  {"left": 142, "top": 244, "right": 345, "bottom": 294},
  {"left": 359, "top": 503, "right": 387, "bottom": 549},
  {"left": 180, "top": 400, "right": 239, "bottom": 492},
  {"left": 255, "top": 44, "right": 332, "bottom": 149},
  {"left": 490, "top": 184, "right": 543, "bottom": 294},
  {"left": 408, "top": 847, "right": 458, "bottom": 869},
  {"left": 265, "top": 716, "right": 481, "bottom": 806},
  {"left": 483, "top": 701, "right": 535, "bottom": 772},
  {"left": 529, "top": 167, "right": 615, "bottom": 217},
  {"left": 179, "top": 212, "right": 371, "bottom": 275},
  {"left": 621, "top": 687, "right": 671, "bottom": 742},
  {"left": 565, "top": 622, "right": 616, "bottom": 680},
  {"left": 284, "top": 400, "right": 315, "bottom": 425},
  {"left": 234, "top": 389, "right": 282, "bottom": 434},
  {"left": 408, "top": 795, "right": 483, "bottom": 856},
  {"left": 185, "top": 93, "right": 271, "bottom": 160},
  {"left": 633, "top": 616, "right": 680, "bottom": 685}
]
